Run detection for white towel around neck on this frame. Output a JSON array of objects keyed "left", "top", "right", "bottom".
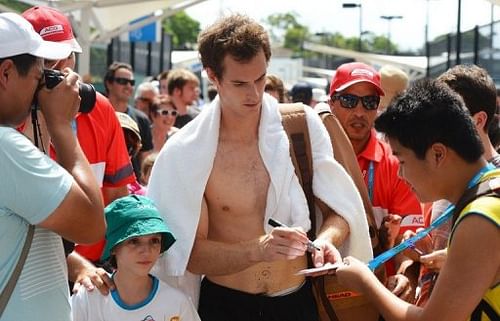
[{"left": 147, "top": 94, "right": 372, "bottom": 303}]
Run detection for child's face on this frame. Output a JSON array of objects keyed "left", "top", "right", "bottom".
[{"left": 113, "top": 233, "right": 162, "bottom": 276}]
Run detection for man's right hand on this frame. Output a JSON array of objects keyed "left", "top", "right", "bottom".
[
  {"left": 258, "top": 227, "right": 309, "bottom": 261},
  {"left": 37, "top": 68, "right": 80, "bottom": 131}
]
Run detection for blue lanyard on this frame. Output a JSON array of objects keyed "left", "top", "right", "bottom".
[
  {"left": 367, "top": 163, "right": 495, "bottom": 271},
  {"left": 367, "top": 161, "right": 375, "bottom": 202},
  {"left": 71, "top": 119, "right": 77, "bottom": 136}
]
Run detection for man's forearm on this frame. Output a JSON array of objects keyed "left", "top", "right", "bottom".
[
  {"left": 187, "top": 237, "right": 261, "bottom": 276},
  {"left": 316, "top": 210, "right": 350, "bottom": 247}
]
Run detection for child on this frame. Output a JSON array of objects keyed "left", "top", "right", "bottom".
[{"left": 72, "top": 195, "right": 201, "bottom": 321}]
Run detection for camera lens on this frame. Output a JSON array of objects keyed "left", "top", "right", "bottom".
[
  {"left": 78, "top": 83, "right": 96, "bottom": 113},
  {"left": 41, "top": 69, "right": 96, "bottom": 114}
]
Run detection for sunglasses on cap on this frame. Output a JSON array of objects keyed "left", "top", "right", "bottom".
[
  {"left": 157, "top": 109, "right": 178, "bottom": 117},
  {"left": 112, "top": 77, "right": 135, "bottom": 86},
  {"left": 331, "top": 93, "right": 380, "bottom": 110}
]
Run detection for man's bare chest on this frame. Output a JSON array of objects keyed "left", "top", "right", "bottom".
[{"left": 206, "top": 141, "right": 270, "bottom": 212}]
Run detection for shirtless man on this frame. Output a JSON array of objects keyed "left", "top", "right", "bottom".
[{"left": 147, "top": 14, "right": 371, "bottom": 321}]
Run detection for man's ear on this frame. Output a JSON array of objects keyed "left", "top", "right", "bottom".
[
  {"left": 429, "top": 143, "right": 447, "bottom": 167},
  {"left": 205, "top": 68, "right": 219, "bottom": 87},
  {"left": 472, "top": 111, "right": 487, "bottom": 132},
  {"left": 0, "top": 59, "right": 14, "bottom": 89}
]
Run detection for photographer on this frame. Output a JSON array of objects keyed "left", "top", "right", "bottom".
[
  {"left": 0, "top": 12, "right": 104, "bottom": 321},
  {"left": 22, "top": 6, "right": 136, "bottom": 290}
]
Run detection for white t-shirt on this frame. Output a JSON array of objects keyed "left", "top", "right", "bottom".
[{"left": 71, "top": 275, "right": 201, "bottom": 321}]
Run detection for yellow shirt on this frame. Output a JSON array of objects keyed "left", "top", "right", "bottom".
[{"left": 450, "top": 170, "right": 500, "bottom": 321}]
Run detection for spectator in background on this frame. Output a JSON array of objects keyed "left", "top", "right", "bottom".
[
  {"left": 149, "top": 95, "right": 179, "bottom": 153},
  {"left": 104, "top": 62, "right": 153, "bottom": 179},
  {"left": 311, "top": 87, "right": 328, "bottom": 107},
  {"left": 329, "top": 62, "right": 423, "bottom": 302},
  {"left": 158, "top": 70, "right": 170, "bottom": 95},
  {"left": 134, "top": 81, "right": 159, "bottom": 115},
  {"left": 141, "top": 153, "right": 158, "bottom": 186},
  {"left": 0, "top": 12, "right": 104, "bottom": 320},
  {"left": 378, "top": 65, "right": 409, "bottom": 114},
  {"left": 290, "top": 82, "right": 313, "bottom": 106},
  {"left": 167, "top": 68, "right": 201, "bottom": 128},
  {"left": 115, "top": 112, "right": 146, "bottom": 196},
  {"left": 265, "top": 74, "right": 287, "bottom": 103}
]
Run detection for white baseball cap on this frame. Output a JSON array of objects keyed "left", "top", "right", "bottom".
[{"left": 0, "top": 12, "right": 71, "bottom": 60}]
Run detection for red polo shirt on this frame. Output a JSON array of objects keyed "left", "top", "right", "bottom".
[{"left": 358, "top": 130, "right": 423, "bottom": 275}]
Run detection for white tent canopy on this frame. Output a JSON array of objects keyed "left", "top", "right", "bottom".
[{"left": 2, "top": 0, "right": 207, "bottom": 75}]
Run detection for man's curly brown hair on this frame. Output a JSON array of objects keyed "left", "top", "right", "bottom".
[{"left": 197, "top": 14, "right": 271, "bottom": 80}]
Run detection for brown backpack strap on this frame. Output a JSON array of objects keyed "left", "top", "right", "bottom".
[
  {"left": 280, "top": 103, "right": 316, "bottom": 239},
  {"left": 317, "top": 110, "right": 380, "bottom": 252},
  {"left": 314, "top": 276, "right": 340, "bottom": 321}
]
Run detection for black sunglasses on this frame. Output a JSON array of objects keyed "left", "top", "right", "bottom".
[
  {"left": 332, "top": 93, "right": 380, "bottom": 110},
  {"left": 112, "top": 77, "right": 135, "bottom": 86},
  {"left": 157, "top": 109, "right": 178, "bottom": 117}
]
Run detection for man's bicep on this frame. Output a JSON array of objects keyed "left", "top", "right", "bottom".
[{"left": 38, "top": 182, "right": 105, "bottom": 244}]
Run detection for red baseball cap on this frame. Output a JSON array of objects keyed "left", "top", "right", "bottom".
[
  {"left": 22, "top": 6, "right": 82, "bottom": 54},
  {"left": 329, "top": 62, "right": 384, "bottom": 96}
]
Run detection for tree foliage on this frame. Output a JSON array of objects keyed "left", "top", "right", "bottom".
[
  {"left": 163, "top": 11, "right": 200, "bottom": 50},
  {"left": 265, "top": 11, "right": 399, "bottom": 55},
  {"left": 0, "top": 0, "right": 29, "bottom": 12}
]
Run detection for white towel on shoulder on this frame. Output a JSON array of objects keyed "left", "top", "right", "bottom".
[{"left": 147, "top": 94, "right": 372, "bottom": 304}]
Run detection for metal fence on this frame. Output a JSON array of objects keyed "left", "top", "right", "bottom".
[{"left": 428, "top": 19, "right": 500, "bottom": 84}]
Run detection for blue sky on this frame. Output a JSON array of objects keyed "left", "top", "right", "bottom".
[{"left": 186, "top": 0, "right": 500, "bottom": 51}]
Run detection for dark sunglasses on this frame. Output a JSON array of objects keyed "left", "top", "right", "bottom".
[
  {"left": 137, "top": 97, "right": 153, "bottom": 104},
  {"left": 157, "top": 109, "right": 178, "bottom": 117},
  {"left": 112, "top": 77, "right": 135, "bottom": 86},
  {"left": 332, "top": 93, "right": 380, "bottom": 110}
]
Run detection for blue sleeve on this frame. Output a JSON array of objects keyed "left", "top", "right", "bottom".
[{"left": 0, "top": 128, "right": 73, "bottom": 224}]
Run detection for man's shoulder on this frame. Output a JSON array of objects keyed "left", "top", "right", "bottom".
[{"left": 0, "top": 127, "right": 34, "bottom": 156}]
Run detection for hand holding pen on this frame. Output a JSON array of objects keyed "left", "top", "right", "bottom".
[{"left": 268, "top": 218, "right": 320, "bottom": 252}]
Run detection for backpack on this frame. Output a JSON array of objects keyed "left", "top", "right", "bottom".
[{"left": 279, "top": 102, "right": 381, "bottom": 321}]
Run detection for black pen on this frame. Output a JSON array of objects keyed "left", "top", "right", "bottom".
[{"left": 268, "top": 218, "right": 320, "bottom": 252}]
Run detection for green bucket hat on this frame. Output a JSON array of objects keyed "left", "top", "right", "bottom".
[{"left": 101, "top": 195, "right": 176, "bottom": 261}]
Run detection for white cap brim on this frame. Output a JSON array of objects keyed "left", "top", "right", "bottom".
[
  {"left": 31, "top": 38, "right": 72, "bottom": 60},
  {"left": 60, "top": 37, "right": 82, "bottom": 53}
]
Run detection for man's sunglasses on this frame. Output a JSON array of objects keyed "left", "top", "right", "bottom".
[
  {"left": 157, "top": 109, "right": 178, "bottom": 117},
  {"left": 112, "top": 77, "right": 135, "bottom": 86},
  {"left": 331, "top": 93, "right": 380, "bottom": 110}
]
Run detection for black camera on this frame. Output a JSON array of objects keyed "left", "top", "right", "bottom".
[{"left": 42, "top": 69, "right": 96, "bottom": 113}]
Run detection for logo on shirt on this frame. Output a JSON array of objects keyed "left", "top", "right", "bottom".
[{"left": 141, "top": 316, "right": 155, "bottom": 321}]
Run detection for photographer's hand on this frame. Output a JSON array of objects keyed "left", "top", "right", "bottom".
[
  {"left": 37, "top": 68, "right": 81, "bottom": 131},
  {"left": 35, "top": 67, "right": 105, "bottom": 244}
]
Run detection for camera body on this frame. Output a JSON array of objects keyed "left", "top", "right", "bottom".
[{"left": 43, "top": 69, "right": 96, "bottom": 113}]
